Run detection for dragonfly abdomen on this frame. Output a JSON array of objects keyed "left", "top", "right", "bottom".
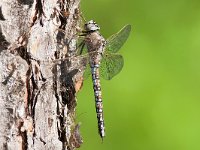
[{"left": 90, "top": 60, "right": 105, "bottom": 138}]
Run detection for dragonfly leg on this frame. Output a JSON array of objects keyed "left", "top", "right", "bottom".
[{"left": 78, "top": 33, "right": 87, "bottom": 37}]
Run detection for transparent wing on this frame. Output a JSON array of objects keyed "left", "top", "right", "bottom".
[
  {"left": 106, "top": 24, "right": 131, "bottom": 53},
  {"left": 83, "top": 63, "right": 91, "bottom": 79},
  {"left": 100, "top": 53, "right": 124, "bottom": 80},
  {"left": 77, "top": 37, "right": 87, "bottom": 55},
  {"left": 83, "top": 53, "right": 124, "bottom": 80}
]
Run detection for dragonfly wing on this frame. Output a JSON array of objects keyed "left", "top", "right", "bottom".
[
  {"left": 77, "top": 38, "right": 88, "bottom": 55},
  {"left": 100, "top": 53, "right": 124, "bottom": 80},
  {"left": 106, "top": 24, "right": 131, "bottom": 53},
  {"left": 83, "top": 63, "right": 91, "bottom": 79}
]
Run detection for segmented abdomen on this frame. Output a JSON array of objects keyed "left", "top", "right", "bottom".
[{"left": 90, "top": 57, "right": 105, "bottom": 138}]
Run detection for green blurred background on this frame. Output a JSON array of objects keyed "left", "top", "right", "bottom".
[{"left": 76, "top": 0, "right": 200, "bottom": 149}]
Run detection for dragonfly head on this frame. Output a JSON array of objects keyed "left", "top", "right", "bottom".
[{"left": 84, "top": 20, "right": 100, "bottom": 32}]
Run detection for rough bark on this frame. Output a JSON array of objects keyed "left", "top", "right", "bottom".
[{"left": 0, "top": 0, "right": 83, "bottom": 149}]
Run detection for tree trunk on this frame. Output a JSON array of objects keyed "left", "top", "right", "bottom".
[{"left": 0, "top": 0, "right": 83, "bottom": 149}]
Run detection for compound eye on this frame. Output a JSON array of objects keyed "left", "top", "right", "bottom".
[
  {"left": 89, "top": 20, "right": 95, "bottom": 24},
  {"left": 84, "top": 20, "right": 100, "bottom": 31}
]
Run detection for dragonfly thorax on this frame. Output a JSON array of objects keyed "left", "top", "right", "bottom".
[{"left": 84, "top": 20, "right": 100, "bottom": 32}]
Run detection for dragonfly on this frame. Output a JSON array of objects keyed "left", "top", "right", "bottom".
[{"left": 78, "top": 20, "right": 131, "bottom": 139}]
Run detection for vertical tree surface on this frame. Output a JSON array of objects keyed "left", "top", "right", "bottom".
[{"left": 0, "top": 0, "right": 83, "bottom": 149}]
